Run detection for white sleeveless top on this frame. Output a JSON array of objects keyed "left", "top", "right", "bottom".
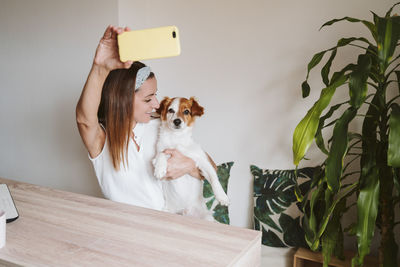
[{"left": 89, "top": 119, "right": 164, "bottom": 210}]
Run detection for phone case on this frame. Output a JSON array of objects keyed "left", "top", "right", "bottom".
[{"left": 118, "top": 26, "right": 181, "bottom": 62}]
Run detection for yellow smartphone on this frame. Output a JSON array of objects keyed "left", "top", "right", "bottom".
[{"left": 118, "top": 26, "right": 181, "bottom": 62}]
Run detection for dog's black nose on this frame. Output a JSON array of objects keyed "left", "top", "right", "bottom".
[{"left": 173, "top": 119, "right": 181, "bottom": 126}]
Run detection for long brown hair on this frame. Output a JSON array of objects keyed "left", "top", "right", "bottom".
[{"left": 98, "top": 62, "right": 154, "bottom": 170}]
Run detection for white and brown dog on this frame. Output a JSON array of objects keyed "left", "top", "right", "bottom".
[{"left": 152, "top": 97, "right": 229, "bottom": 220}]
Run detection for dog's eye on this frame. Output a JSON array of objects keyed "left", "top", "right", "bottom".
[
  {"left": 183, "top": 110, "right": 190, "bottom": 115},
  {"left": 168, "top": 108, "right": 175, "bottom": 113}
]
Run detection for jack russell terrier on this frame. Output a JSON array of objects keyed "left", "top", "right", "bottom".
[{"left": 152, "top": 97, "right": 229, "bottom": 220}]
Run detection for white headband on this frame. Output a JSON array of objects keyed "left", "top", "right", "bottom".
[{"left": 135, "top": 66, "right": 151, "bottom": 90}]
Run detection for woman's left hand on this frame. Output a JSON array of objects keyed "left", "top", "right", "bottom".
[{"left": 163, "top": 149, "right": 201, "bottom": 180}]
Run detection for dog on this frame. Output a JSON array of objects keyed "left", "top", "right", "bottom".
[{"left": 152, "top": 97, "right": 229, "bottom": 220}]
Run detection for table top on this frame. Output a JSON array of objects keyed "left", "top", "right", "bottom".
[{"left": 0, "top": 177, "right": 261, "bottom": 266}]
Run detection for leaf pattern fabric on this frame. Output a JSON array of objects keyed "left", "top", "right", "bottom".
[
  {"left": 251, "top": 165, "right": 314, "bottom": 248},
  {"left": 203, "top": 162, "right": 233, "bottom": 224}
]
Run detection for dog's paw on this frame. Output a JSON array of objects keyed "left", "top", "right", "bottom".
[
  {"left": 153, "top": 157, "right": 167, "bottom": 179},
  {"left": 215, "top": 193, "right": 230, "bottom": 206},
  {"left": 154, "top": 164, "right": 167, "bottom": 179}
]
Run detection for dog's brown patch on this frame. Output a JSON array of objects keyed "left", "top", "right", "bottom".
[
  {"left": 157, "top": 97, "right": 173, "bottom": 121},
  {"left": 179, "top": 97, "right": 204, "bottom": 126}
]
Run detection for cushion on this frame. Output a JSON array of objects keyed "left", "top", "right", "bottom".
[
  {"left": 203, "top": 162, "right": 233, "bottom": 224},
  {"left": 251, "top": 165, "right": 315, "bottom": 248}
]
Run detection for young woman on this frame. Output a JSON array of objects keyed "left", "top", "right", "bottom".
[{"left": 76, "top": 25, "right": 202, "bottom": 210}]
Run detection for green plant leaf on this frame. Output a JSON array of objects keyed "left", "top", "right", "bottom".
[
  {"left": 302, "top": 214, "right": 315, "bottom": 249},
  {"left": 301, "top": 51, "right": 328, "bottom": 98},
  {"left": 315, "top": 103, "right": 345, "bottom": 155},
  {"left": 353, "top": 90, "right": 380, "bottom": 265},
  {"left": 320, "top": 17, "right": 377, "bottom": 42},
  {"left": 302, "top": 37, "right": 370, "bottom": 97},
  {"left": 360, "top": 95, "right": 379, "bottom": 176},
  {"left": 311, "top": 183, "right": 357, "bottom": 251},
  {"left": 322, "top": 198, "right": 346, "bottom": 267},
  {"left": 307, "top": 182, "right": 326, "bottom": 250},
  {"left": 337, "top": 37, "right": 371, "bottom": 48},
  {"left": 321, "top": 49, "right": 337, "bottom": 86},
  {"left": 334, "top": 225, "right": 345, "bottom": 261},
  {"left": 376, "top": 15, "right": 400, "bottom": 71},
  {"left": 386, "top": 2, "right": 400, "bottom": 17},
  {"left": 296, "top": 166, "right": 322, "bottom": 206},
  {"left": 349, "top": 54, "right": 372, "bottom": 108},
  {"left": 326, "top": 108, "right": 357, "bottom": 193},
  {"left": 353, "top": 169, "right": 379, "bottom": 266},
  {"left": 293, "top": 75, "right": 348, "bottom": 165},
  {"left": 331, "top": 63, "right": 356, "bottom": 84},
  {"left": 302, "top": 81, "right": 310, "bottom": 98},
  {"left": 388, "top": 103, "right": 400, "bottom": 167},
  {"left": 307, "top": 51, "right": 326, "bottom": 79}
]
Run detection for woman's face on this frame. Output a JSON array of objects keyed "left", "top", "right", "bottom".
[{"left": 133, "top": 77, "right": 160, "bottom": 124}]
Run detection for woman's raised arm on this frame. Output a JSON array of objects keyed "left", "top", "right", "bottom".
[{"left": 76, "top": 26, "right": 132, "bottom": 158}]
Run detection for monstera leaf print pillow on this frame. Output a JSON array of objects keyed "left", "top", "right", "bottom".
[
  {"left": 251, "top": 165, "right": 315, "bottom": 248},
  {"left": 203, "top": 162, "right": 233, "bottom": 224}
]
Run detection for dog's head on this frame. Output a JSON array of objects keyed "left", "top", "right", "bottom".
[{"left": 156, "top": 97, "right": 204, "bottom": 130}]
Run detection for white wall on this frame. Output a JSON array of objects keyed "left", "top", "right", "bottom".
[
  {"left": 0, "top": 0, "right": 398, "bottom": 256},
  {"left": 0, "top": 0, "right": 118, "bottom": 196},
  {"left": 117, "top": 0, "right": 399, "bottom": 255},
  {"left": 118, "top": 0, "right": 398, "bottom": 228}
]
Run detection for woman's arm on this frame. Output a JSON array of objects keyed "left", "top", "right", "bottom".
[
  {"left": 163, "top": 149, "right": 217, "bottom": 180},
  {"left": 76, "top": 26, "right": 132, "bottom": 158}
]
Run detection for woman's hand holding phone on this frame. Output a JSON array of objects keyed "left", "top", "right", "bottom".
[{"left": 93, "top": 25, "right": 133, "bottom": 72}]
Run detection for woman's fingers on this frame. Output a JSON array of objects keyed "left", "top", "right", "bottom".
[
  {"left": 116, "top": 27, "right": 125, "bottom": 35},
  {"left": 163, "top": 149, "right": 176, "bottom": 156},
  {"left": 163, "top": 149, "right": 197, "bottom": 180},
  {"left": 103, "top": 25, "right": 130, "bottom": 41},
  {"left": 123, "top": 61, "right": 133, "bottom": 69},
  {"left": 102, "top": 25, "right": 113, "bottom": 39},
  {"left": 110, "top": 26, "right": 118, "bottom": 39}
]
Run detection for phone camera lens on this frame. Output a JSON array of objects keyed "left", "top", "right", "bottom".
[{"left": 172, "top": 31, "right": 176, "bottom": 38}]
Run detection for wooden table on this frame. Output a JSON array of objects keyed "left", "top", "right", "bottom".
[{"left": 0, "top": 177, "right": 260, "bottom": 266}]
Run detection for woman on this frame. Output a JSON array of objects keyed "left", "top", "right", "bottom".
[{"left": 76, "top": 25, "right": 202, "bottom": 210}]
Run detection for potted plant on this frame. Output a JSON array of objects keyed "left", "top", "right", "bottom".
[{"left": 292, "top": 3, "right": 400, "bottom": 267}]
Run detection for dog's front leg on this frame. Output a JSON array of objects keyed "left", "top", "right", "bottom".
[
  {"left": 197, "top": 159, "right": 230, "bottom": 206},
  {"left": 153, "top": 152, "right": 168, "bottom": 179}
]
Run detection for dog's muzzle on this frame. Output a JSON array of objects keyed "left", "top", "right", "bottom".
[{"left": 173, "top": 119, "right": 182, "bottom": 127}]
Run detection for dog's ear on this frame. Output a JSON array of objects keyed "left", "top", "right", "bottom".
[
  {"left": 190, "top": 97, "right": 204, "bottom": 117},
  {"left": 156, "top": 97, "right": 171, "bottom": 118}
]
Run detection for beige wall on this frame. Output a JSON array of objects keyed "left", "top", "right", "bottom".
[
  {"left": 0, "top": 0, "right": 398, "bottom": 256},
  {"left": 116, "top": 1, "right": 399, "bottom": 255},
  {"left": 0, "top": 0, "right": 118, "bottom": 196}
]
